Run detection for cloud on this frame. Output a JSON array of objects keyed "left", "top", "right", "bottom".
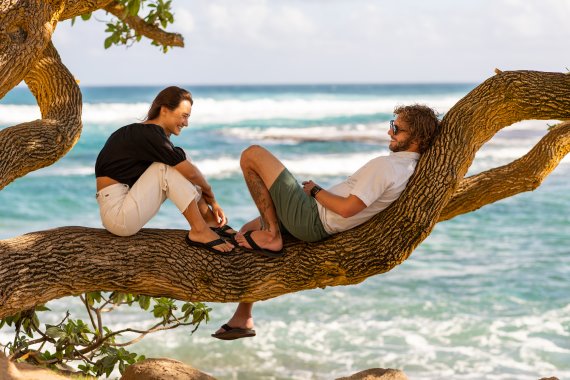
[
  {"left": 48, "top": 0, "right": 570, "bottom": 85},
  {"left": 173, "top": 7, "right": 195, "bottom": 35}
]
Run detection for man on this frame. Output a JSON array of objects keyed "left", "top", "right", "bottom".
[{"left": 212, "top": 104, "right": 440, "bottom": 340}]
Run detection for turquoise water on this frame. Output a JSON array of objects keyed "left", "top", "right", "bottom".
[{"left": 1, "top": 85, "right": 569, "bottom": 379}]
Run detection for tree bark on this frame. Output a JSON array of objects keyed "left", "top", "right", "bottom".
[
  {"left": 1, "top": 71, "right": 569, "bottom": 319},
  {"left": 440, "top": 121, "right": 570, "bottom": 221},
  {"left": 0, "top": 41, "right": 82, "bottom": 190},
  {"left": 0, "top": 0, "right": 63, "bottom": 99},
  {"left": 59, "top": 0, "right": 115, "bottom": 20}
]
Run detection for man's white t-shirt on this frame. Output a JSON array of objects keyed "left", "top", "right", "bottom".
[{"left": 317, "top": 151, "right": 420, "bottom": 234}]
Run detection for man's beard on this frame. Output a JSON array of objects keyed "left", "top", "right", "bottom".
[{"left": 389, "top": 136, "right": 414, "bottom": 152}]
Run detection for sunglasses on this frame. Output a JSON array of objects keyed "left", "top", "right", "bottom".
[{"left": 389, "top": 120, "right": 407, "bottom": 135}]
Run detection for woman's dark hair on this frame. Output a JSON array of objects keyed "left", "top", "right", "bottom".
[
  {"left": 145, "top": 86, "right": 193, "bottom": 121},
  {"left": 393, "top": 104, "right": 440, "bottom": 154}
]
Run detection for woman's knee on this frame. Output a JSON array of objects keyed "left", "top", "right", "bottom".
[{"left": 103, "top": 222, "right": 141, "bottom": 237}]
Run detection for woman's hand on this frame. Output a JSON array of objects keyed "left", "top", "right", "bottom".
[{"left": 211, "top": 202, "right": 228, "bottom": 227}]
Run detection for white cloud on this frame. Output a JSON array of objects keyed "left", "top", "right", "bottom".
[
  {"left": 173, "top": 7, "right": 195, "bottom": 35},
  {"left": 46, "top": 0, "right": 570, "bottom": 85}
]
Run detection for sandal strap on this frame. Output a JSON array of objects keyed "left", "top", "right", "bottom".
[
  {"left": 205, "top": 238, "right": 227, "bottom": 248},
  {"left": 243, "top": 231, "right": 262, "bottom": 251}
]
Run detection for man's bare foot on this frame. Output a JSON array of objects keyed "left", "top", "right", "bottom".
[
  {"left": 188, "top": 228, "right": 233, "bottom": 253},
  {"left": 235, "top": 230, "right": 282, "bottom": 252},
  {"left": 239, "top": 217, "right": 262, "bottom": 233},
  {"left": 214, "top": 316, "right": 254, "bottom": 335}
]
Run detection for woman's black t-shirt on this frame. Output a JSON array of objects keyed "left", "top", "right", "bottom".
[{"left": 95, "top": 123, "right": 186, "bottom": 187}]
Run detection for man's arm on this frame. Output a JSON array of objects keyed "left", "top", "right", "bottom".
[{"left": 302, "top": 180, "right": 366, "bottom": 218}]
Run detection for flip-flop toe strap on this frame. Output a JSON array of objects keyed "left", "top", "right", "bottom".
[
  {"left": 243, "top": 231, "right": 262, "bottom": 251},
  {"left": 206, "top": 238, "right": 227, "bottom": 248}
]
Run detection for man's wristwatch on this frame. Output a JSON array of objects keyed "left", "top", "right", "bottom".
[{"left": 310, "top": 184, "right": 322, "bottom": 198}]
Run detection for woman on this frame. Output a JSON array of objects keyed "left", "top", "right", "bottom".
[{"left": 95, "top": 86, "right": 235, "bottom": 253}]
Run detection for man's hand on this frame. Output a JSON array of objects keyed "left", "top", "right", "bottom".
[
  {"left": 303, "top": 180, "right": 366, "bottom": 218},
  {"left": 302, "top": 180, "right": 318, "bottom": 197}
]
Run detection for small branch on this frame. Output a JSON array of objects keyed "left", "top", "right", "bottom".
[
  {"left": 81, "top": 295, "right": 99, "bottom": 335},
  {"left": 95, "top": 309, "right": 104, "bottom": 341},
  {"left": 109, "top": 322, "right": 196, "bottom": 347},
  {"left": 103, "top": 1, "right": 184, "bottom": 48}
]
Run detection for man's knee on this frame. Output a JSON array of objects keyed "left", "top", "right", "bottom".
[{"left": 240, "top": 145, "right": 265, "bottom": 168}]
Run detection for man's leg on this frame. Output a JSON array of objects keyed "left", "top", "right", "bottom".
[
  {"left": 239, "top": 216, "right": 262, "bottom": 233},
  {"left": 214, "top": 302, "right": 254, "bottom": 336},
  {"left": 235, "top": 145, "right": 286, "bottom": 252},
  {"left": 215, "top": 146, "right": 286, "bottom": 338}
]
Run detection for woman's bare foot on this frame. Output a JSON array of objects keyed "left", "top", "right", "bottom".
[{"left": 188, "top": 228, "right": 233, "bottom": 253}]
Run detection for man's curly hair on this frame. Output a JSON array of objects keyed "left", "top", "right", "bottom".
[{"left": 394, "top": 104, "right": 440, "bottom": 154}]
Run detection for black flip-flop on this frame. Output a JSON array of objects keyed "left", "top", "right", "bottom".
[
  {"left": 185, "top": 235, "right": 233, "bottom": 255},
  {"left": 211, "top": 324, "right": 256, "bottom": 340},
  {"left": 241, "top": 230, "right": 284, "bottom": 258},
  {"left": 210, "top": 224, "right": 237, "bottom": 239}
]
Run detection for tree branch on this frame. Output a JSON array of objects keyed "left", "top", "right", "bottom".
[
  {"left": 439, "top": 121, "right": 570, "bottom": 221},
  {"left": 0, "top": 0, "right": 64, "bottom": 99},
  {"left": 1, "top": 71, "right": 569, "bottom": 319},
  {"left": 103, "top": 1, "right": 184, "bottom": 48},
  {"left": 0, "top": 41, "right": 82, "bottom": 190},
  {"left": 59, "top": 0, "right": 115, "bottom": 20}
]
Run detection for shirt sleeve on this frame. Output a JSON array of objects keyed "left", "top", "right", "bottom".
[
  {"left": 137, "top": 126, "right": 187, "bottom": 166},
  {"left": 348, "top": 157, "right": 394, "bottom": 206}
]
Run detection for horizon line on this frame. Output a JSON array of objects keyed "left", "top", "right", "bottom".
[{"left": 14, "top": 81, "right": 478, "bottom": 88}]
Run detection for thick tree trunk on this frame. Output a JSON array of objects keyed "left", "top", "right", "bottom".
[{"left": 1, "top": 71, "right": 569, "bottom": 319}]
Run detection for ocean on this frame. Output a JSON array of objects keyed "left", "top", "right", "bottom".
[{"left": 0, "top": 84, "right": 568, "bottom": 380}]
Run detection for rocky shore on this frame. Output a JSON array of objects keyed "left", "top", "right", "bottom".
[{"left": 0, "top": 353, "right": 561, "bottom": 380}]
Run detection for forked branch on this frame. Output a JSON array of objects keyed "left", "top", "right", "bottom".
[{"left": 439, "top": 121, "right": 570, "bottom": 221}]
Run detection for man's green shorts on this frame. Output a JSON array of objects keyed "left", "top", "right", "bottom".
[{"left": 269, "top": 168, "right": 330, "bottom": 242}]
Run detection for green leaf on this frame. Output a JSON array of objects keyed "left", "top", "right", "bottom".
[
  {"left": 111, "top": 292, "right": 126, "bottom": 305},
  {"left": 35, "top": 305, "right": 50, "bottom": 312},
  {"left": 104, "top": 36, "right": 114, "bottom": 49},
  {"left": 138, "top": 296, "right": 151, "bottom": 310},
  {"left": 127, "top": 0, "right": 142, "bottom": 16},
  {"left": 46, "top": 326, "right": 66, "bottom": 339},
  {"left": 81, "top": 12, "right": 92, "bottom": 21}
]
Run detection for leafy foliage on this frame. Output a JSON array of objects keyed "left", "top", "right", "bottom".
[
  {"left": 0, "top": 293, "right": 211, "bottom": 377},
  {"left": 71, "top": 0, "right": 176, "bottom": 52}
]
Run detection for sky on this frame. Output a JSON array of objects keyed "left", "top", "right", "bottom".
[{"left": 52, "top": 0, "right": 570, "bottom": 85}]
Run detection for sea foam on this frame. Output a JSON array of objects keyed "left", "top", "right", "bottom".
[{"left": 0, "top": 96, "right": 461, "bottom": 126}]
